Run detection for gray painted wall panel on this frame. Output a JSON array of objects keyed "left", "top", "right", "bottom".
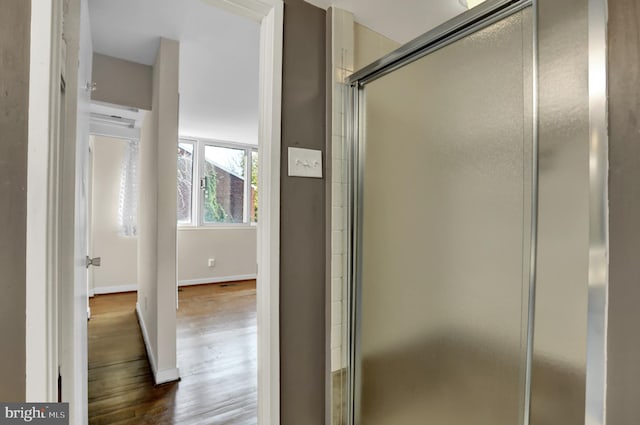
[
  {"left": 0, "top": 0, "right": 30, "bottom": 402},
  {"left": 91, "top": 53, "right": 153, "bottom": 110},
  {"left": 280, "top": 0, "right": 327, "bottom": 423},
  {"left": 607, "top": 0, "right": 640, "bottom": 423}
]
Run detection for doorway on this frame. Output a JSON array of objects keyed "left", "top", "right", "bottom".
[
  {"left": 84, "top": 0, "right": 262, "bottom": 422},
  {"left": 25, "top": 0, "right": 282, "bottom": 423}
]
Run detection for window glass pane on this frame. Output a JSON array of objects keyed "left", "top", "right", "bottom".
[
  {"left": 119, "top": 140, "right": 139, "bottom": 235},
  {"left": 203, "top": 145, "right": 246, "bottom": 223},
  {"left": 177, "top": 142, "right": 194, "bottom": 223},
  {"left": 251, "top": 150, "right": 258, "bottom": 223}
]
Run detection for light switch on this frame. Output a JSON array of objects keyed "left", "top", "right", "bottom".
[{"left": 288, "top": 147, "right": 323, "bottom": 178}]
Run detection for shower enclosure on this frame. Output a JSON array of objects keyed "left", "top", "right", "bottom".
[{"left": 343, "top": 0, "right": 607, "bottom": 424}]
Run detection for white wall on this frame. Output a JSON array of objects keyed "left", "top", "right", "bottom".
[
  {"left": 90, "top": 135, "right": 138, "bottom": 293},
  {"left": 137, "top": 37, "right": 179, "bottom": 384},
  {"left": 354, "top": 22, "right": 400, "bottom": 70},
  {"left": 178, "top": 227, "right": 256, "bottom": 283},
  {"left": 138, "top": 104, "right": 159, "bottom": 369}
]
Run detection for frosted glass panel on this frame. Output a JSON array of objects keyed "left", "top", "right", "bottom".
[{"left": 356, "top": 8, "right": 533, "bottom": 425}]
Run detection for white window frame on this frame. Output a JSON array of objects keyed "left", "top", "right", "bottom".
[{"left": 178, "top": 137, "right": 258, "bottom": 228}]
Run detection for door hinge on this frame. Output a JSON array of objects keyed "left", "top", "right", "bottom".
[{"left": 86, "top": 256, "right": 101, "bottom": 268}]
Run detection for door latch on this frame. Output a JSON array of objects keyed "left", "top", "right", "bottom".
[{"left": 86, "top": 256, "right": 101, "bottom": 268}]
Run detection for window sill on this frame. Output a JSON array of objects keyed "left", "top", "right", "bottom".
[{"left": 177, "top": 224, "right": 257, "bottom": 231}]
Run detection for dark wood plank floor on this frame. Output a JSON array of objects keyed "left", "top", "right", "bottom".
[{"left": 88, "top": 280, "right": 257, "bottom": 425}]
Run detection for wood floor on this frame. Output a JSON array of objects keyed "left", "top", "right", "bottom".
[{"left": 88, "top": 280, "right": 257, "bottom": 425}]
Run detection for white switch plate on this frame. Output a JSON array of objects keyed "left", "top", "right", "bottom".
[{"left": 288, "top": 147, "right": 323, "bottom": 178}]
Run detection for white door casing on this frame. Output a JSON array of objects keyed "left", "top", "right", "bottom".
[
  {"left": 71, "top": 0, "right": 93, "bottom": 422},
  {"left": 26, "top": 0, "right": 62, "bottom": 402},
  {"left": 201, "top": 2, "right": 284, "bottom": 422},
  {"left": 55, "top": 0, "right": 93, "bottom": 423}
]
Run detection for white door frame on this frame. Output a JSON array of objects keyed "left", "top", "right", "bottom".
[
  {"left": 26, "top": 0, "right": 64, "bottom": 402},
  {"left": 26, "top": 1, "right": 283, "bottom": 424}
]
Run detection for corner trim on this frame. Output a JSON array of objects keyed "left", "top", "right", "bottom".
[
  {"left": 135, "top": 303, "right": 180, "bottom": 385},
  {"left": 155, "top": 368, "right": 181, "bottom": 385},
  {"left": 135, "top": 303, "right": 157, "bottom": 376},
  {"left": 256, "top": 3, "right": 283, "bottom": 425}
]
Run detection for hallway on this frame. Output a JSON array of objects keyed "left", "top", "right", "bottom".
[{"left": 88, "top": 281, "right": 257, "bottom": 424}]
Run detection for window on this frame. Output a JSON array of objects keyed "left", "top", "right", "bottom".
[
  {"left": 250, "top": 150, "right": 258, "bottom": 223},
  {"left": 119, "top": 140, "right": 139, "bottom": 236},
  {"left": 202, "top": 145, "right": 246, "bottom": 224},
  {"left": 177, "top": 142, "right": 194, "bottom": 224},
  {"left": 177, "top": 138, "right": 258, "bottom": 226}
]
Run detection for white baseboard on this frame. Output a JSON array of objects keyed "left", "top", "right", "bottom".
[
  {"left": 155, "top": 367, "right": 181, "bottom": 384},
  {"left": 93, "top": 284, "right": 137, "bottom": 295},
  {"left": 135, "top": 303, "right": 157, "bottom": 375},
  {"left": 90, "top": 275, "right": 256, "bottom": 296},
  {"left": 178, "top": 274, "right": 257, "bottom": 287},
  {"left": 135, "top": 303, "right": 180, "bottom": 385}
]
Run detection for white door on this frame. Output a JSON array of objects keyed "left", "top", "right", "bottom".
[{"left": 70, "top": 0, "right": 93, "bottom": 422}]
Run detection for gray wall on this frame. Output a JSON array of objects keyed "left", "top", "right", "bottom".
[
  {"left": 92, "top": 53, "right": 153, "bottom": 110},
  {"left": 280, "top": 0, "right": 327, "bottom": 423},
  {"left": 0, "top": 0, "right": 30, "bottom": 402},
  {"left": 607, "top": 0, "right": 640, "bottom": 423}
]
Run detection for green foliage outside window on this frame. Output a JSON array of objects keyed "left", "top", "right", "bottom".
[
  {"left": 204, "top": 170, "right": 228, "bottom": 222},
  {"left": 251, "top": 152, "right": 258, "bottom": 222}
]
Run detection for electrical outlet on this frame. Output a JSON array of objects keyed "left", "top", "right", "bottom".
[{"left": 208, "top": 258, "right": 216, "bottom": 267}]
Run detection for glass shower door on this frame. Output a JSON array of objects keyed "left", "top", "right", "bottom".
[{"left": 352, "top": 7, "right": 533, "bottom": 425}]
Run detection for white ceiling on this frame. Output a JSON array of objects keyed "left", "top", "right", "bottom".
[
  {"left": 89, "top": 0, "right": 260, "bottom": 144},
  {"left": 305, "top": 0, "right": 468, "bottom": 44}
]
